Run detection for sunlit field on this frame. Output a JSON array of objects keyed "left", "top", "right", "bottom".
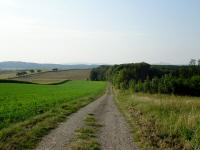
[
  {"left": 115, "top": 90, "right": 200, "bottom": 150},
  {"left": 0, "top": 80, "right": 106, "bottom": 149}
]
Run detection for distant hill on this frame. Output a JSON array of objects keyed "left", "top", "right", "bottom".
[{"left": 0, "top": 61, "right": 99, "bottom": 70}]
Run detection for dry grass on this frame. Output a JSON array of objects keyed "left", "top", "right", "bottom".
[
  {"left": 0, "top": 71, "right": 17, "bottom": 79},
  {"left": 115, "top": 90, "right": 200, "bottom": 150},
  {"left": 69, "top": 114, "right": 102, "bottom": 150},
  {"left": 12, "top": 69, "right": 91, "bottom": 84}
]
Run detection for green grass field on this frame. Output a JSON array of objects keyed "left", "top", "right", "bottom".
[
  {"left": 115, "top": 90, "right": 200, "bottom": 150},
  {"left": 0, "top": 80, "right": 106, "bottom": 149}
]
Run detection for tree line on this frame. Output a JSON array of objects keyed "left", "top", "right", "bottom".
[
  {"left": 16, "top": 69, "right": 42, "bottom": 77},
  {"left": 90, "top": 61, "right": 200, "bottom": 96},
  {"left": 16, "top": 68, "right": 59, "bottom": 77}
]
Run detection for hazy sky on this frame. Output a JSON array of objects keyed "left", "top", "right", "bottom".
[{"left": 0, "top": 0, "right": 199, "bottom": 64}]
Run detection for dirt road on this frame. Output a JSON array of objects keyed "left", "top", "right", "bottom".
[{"left": 35, "top": 87, "right": 137, "bottom": 150}]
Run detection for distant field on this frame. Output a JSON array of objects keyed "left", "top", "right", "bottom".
[
  {"left": 0, "top": 80, "right": 106, "bottom": 149},
  {"left": 0, "top": 71, "right": 17, "bottom": 79},
  {"left": 115, "top": 90, "right": 200, "bottom": 150},
  {"left": 12, "top": 69, "right": 91, "bottom": 83}
]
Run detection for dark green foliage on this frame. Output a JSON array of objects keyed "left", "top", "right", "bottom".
[
  {"left": 52, "top": 68, "right": 58, "bottom": 72},
  {"left": 0, "top": 79, "right": 35, "bottom": 84},
  {"left": 137, "top": 75, "right": 200, "bottom": 96},
  {"left": 0, "top": 79, "right": 70, "bottom": 85},
  {"left": 90, "top": 62, "right": 200, "bottom": 96},
  {"left": 90, "top": 65, "right": 110, "bottom": 81},
  {"left": 16, "top": 71, "right": 27, "bottom": 76},
  {"left": 29, "top": 69, "right": 35, "bottom": 73}
]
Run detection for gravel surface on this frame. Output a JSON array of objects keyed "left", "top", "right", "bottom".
[
  {"left": 97, "top": 87, "right": 137, "bottom": 150},
  {"left": 35, "top": 87, "right": 137, "bottom": 150}
]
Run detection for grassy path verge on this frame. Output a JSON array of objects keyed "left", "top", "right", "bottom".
[
  {"left": 114, "top": 89, "right": 200, "bottom": 150},
  {"left": 68, "top": 114, "right": 102, "bottom": 150},
  {"left": 0, "top": 81, "right": 106, "bottom": 150}
]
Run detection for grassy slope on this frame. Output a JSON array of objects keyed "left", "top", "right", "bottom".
[
  {"left": 115, "top": 90, "right": 200, "bottom": 150},
  {"left": 0, "top": 71, "right": 17, "bottom": 79},
  {"left": 0, "top": 81, "right": 106, "bottom": 150},
  {"left": 12, "top": 69, "right": 91, "bottom": 84}
]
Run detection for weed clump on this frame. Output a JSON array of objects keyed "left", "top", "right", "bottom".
[{"left": 69, "top": 114, "right": 102, "bottom": 150}]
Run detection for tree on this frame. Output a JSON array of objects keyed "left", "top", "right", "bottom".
[
  {"left": 90, "top": 62, "right": 200, "bottom": 96},
  {"left": 90, "top": 65, "right": 110, "bottom": 81},
  {"left": 150, "top": 77, "right": 159, "bottom": 93},
  {"left": 189, "top": 59, "right": 196, "bottom": 66},
  {"left": 16, "top": 71, "right": 27, "bottom": 76},
  {"left": 52, "top": 68, "right": 58, "bottom": 72},
  {"left": 30, "top": 69, "right": 35, "bottom": 73},
  {"left": 143, "top": 77, "right": 151, "bottom": 92}
]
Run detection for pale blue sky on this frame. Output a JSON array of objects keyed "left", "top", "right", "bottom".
[{"left": 0, "top": 0, "right": 199, "bottom": 64}]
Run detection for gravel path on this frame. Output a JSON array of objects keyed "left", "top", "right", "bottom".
[
  {"left": 35, "top": 87, "right": 137, "bottom": 150},
  {"left": 97, "top": 88, "right": 137, "bottom": 150}
]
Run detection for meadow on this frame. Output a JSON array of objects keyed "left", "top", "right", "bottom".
[
  {"left": 115, "top": 90, "right": 200, "bottom": 150},
  {"left": 13, "top": 69, "right": 91, "bottom": 83},
  {"left": 0, "top": 80, "right": 106, "bottom": 149}
]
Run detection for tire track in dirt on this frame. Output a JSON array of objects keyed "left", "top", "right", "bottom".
[{"left": 35, "top": 87, "right": 137, "bottom": 150}]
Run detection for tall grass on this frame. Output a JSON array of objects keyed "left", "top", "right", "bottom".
[{"left": 115, "top": 90, "right": 200, "bottom": 150}]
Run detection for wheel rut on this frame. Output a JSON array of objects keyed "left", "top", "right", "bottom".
[{"left": 35, "top": 87, "right": 137, "bottom": 150}]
